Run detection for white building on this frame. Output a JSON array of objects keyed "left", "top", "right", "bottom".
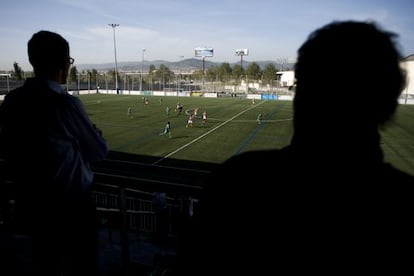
[
  {"left": 276, "top": 70, "right": 295, "bottom": 87},
  {"left": 403, "top": 54, "right": 414, "bottom": 95}
]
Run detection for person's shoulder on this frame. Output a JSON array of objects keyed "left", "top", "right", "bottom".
[
  {"left": 222, "top": 147, "right": 290, "bottom": 168},
  {"left": 205, "top": 147, "right": 290, "bottom": 184},
  {"left": 379, "top": 163, "right": 414, "bottom": 183},
  {"left": 0, "top": 84, "right": 33, "bottom": 110},
  {"left": 57, "top": 93, "right": 83, "bottom": 109},
  {"left": 61, "top": 92, "right": 79, "bottom": 101},
  {"left": 3, "top": 84, "right": 27, "bottom": 101},
  {"left": 7, "top": 78, "right": 60, "bottom": 101}
]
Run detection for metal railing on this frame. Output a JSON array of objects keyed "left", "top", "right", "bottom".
[
  {"left": 0, "top": 157, "right": 203, "bottom": 271},
  {"left": 91, "top": 178, "right": 200, "bottom": 268}
]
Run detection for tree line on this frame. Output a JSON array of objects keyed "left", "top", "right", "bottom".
[{"left": 8, "top": 61, "right": 280, "bottom": 87}]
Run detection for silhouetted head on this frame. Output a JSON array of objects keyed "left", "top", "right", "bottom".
[
  {"left": 293, "top": 20, "right": 405, "bottom": 145},
  {"left": 28, "top": 30, "right": 71, "bottom": 82}
]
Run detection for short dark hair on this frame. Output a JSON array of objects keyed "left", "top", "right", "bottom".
[
  {"left": 294, "top": 20, "right": 405, "bottom": 125},
  {"left": 28, "top": 30, "right": 70, "bottom": 75}
]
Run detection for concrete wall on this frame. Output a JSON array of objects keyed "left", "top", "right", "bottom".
[{"left": 403, "top": 59, "right": 414, "bottom": 95}]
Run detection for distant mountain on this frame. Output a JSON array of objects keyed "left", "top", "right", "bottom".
[{"left": 76, "top": 58, "right": 294, "bottom": 73}]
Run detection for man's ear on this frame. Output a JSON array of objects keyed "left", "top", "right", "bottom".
[{"left": 57, "top": 67, "right": 68, "bottom": 84}]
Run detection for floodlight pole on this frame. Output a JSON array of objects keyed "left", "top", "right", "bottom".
[
  {"left": 240, "top": 54, "right": 244, "bottom": 70},
  {"left": 178, "top": 55, "right": 184, "bottom": 92},
  {"left": 277, "top": 58, "right": 287, "bottom": 71},
  {"left": 140, "top": 49, "right": 146, "bottom": 92},
  {"left": 202, "top": 56, "right": 205, "bottom": 86},
  {"left": 108, "top": 24, "right": 119, "bottom": 94}
]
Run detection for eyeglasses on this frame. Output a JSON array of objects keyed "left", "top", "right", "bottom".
[{"left": 69, "top": 57, "right": 75, "bottom": 65}]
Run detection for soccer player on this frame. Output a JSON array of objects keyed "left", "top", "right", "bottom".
[
  {"left": 127, "top": 106, "right": 132, "bottom": 118},
  {"left": 176, "top": 102, "right": 183, "bottom": 115},
  {"left": 159, "top": 121, "right": 171, "bottom": 138},
  {"left": 186, "top": 114, "right": 194, "bottom": 128},
  {"left": 202, "top": 110, "right": 207, "bottom": 126},
  {"left": 257, "top": 113, "right": 262, "bottom": 124}
]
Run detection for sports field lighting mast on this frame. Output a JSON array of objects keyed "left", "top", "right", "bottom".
[
  {"left": 140, "top": 49, "right": 146, "bottom": 92},
  {"left": 178, "top": 55, "right": 184, "bottom": 92},
  {"left": 108, "top": 23, "right": 119, "bottom": 93},
  {"left": 235, "top": 48, "right": 249, "bottom": 70},
  {"left": 276, "top": 57, "right": 288, "bottom": 71},
  {"left": 194, "top": 47, "right": 214, "bottom": 86}
]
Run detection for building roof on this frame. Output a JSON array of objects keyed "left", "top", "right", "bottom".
[{"left": 404, "top": 54, "right": 414, "bottom": 61}]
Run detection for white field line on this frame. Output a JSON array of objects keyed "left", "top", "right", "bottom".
[
  {"left": 207, "top": 118, "right": 292, "bottom": 123},
  {"left": 152, "top": 101, "right": 266, "bottom": 165}
]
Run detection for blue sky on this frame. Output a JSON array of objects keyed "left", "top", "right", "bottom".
[{"left": 1, "top": 0, "right": 414, "bottom": 71}]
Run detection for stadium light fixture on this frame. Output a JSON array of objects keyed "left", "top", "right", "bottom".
[{"left": 108, "top": 24, "right": 119, "bottom": 94}]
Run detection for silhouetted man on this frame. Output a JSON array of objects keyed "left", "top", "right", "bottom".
[
  {"left": 0, "top": 30, "right": 107, "bottom": 275},
  {"left": 178, "top": 21, "right": 414, "bottom": 275}
]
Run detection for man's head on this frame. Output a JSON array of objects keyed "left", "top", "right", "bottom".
[
  {"left": 28, "top": 30, "right": 72, "bottom": 83},
  {"left": 293, "top": 21, "right": 405, "bottom": 131}
]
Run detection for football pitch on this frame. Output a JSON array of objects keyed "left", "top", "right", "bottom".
[{"left": 81, "top": 94, "right": 414, "bottom": 176}]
